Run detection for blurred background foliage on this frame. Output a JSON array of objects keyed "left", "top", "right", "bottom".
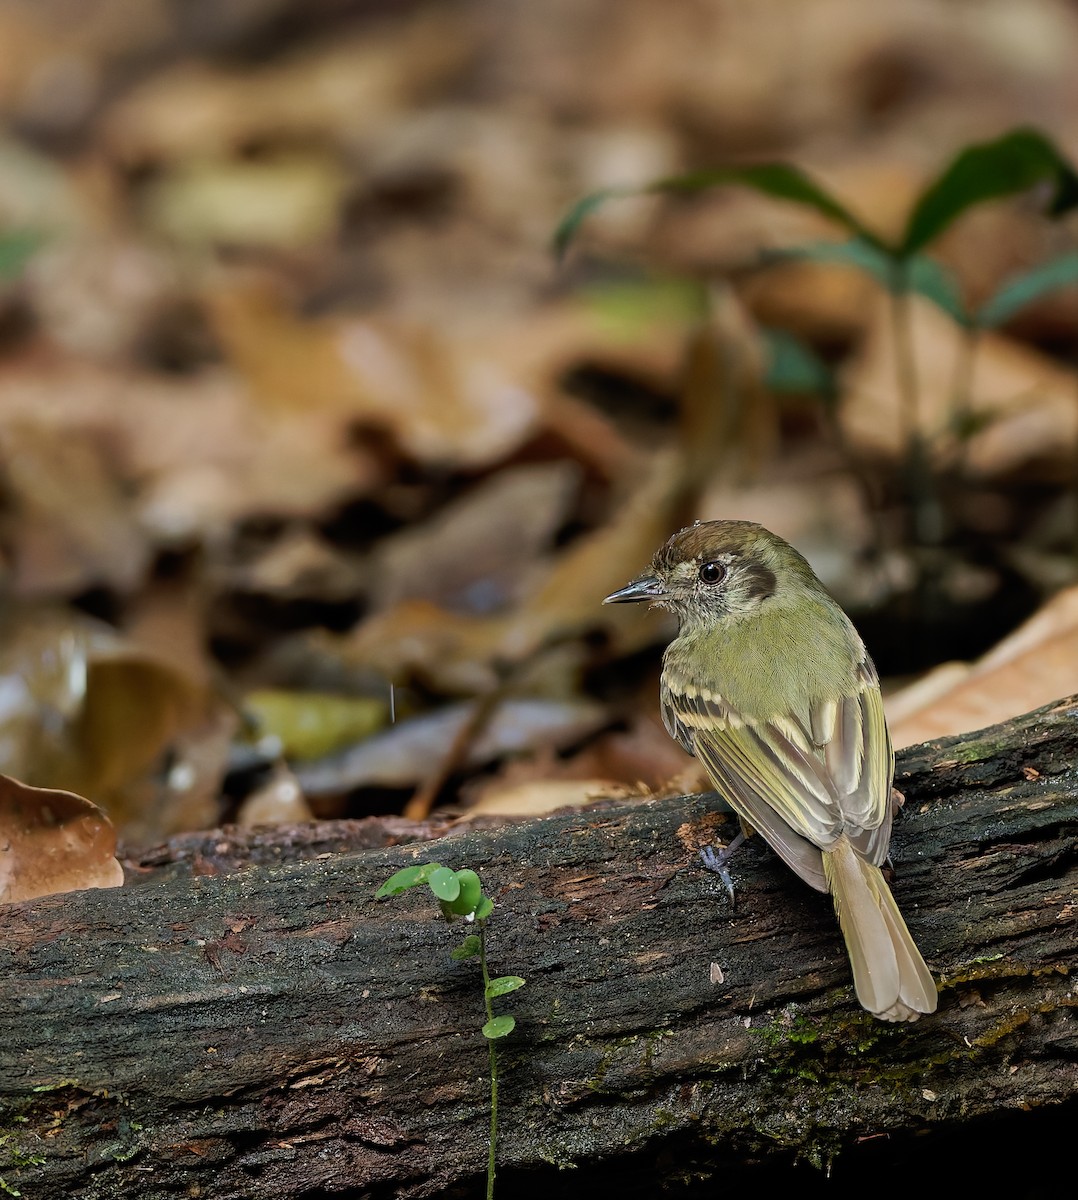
[{"left": 2, "top": 0, "right": 1078, "bottom": 844}]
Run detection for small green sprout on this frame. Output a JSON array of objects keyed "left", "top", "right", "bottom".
[{"left": 376, "top": 862, "right": 524, "bottom": 1200}]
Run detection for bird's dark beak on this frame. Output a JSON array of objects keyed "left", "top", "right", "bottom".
[{"left": 603, "top": 575, "right": 667, "bottom": 604}]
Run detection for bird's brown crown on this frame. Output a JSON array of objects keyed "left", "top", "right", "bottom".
[{"left": 652, "top": 520, "right": 775, "bottom": 574}]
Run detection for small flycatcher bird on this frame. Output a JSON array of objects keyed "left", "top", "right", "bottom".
[{"left": 604, "top": 520, "right": 936, "bottom": 1021}]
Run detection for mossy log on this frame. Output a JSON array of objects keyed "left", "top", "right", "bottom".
[{"left": 1, "top": 697, "right": 1076, "bottom": 1199}]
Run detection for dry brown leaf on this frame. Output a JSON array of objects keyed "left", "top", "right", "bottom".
[
  {"left": 370, "top": 461, "right": 581, "bottom": 613},
  {"left": 140, "top": 704, "right": 239, "bottom": 844},
  {"left": 207, "top": 280, "right": 542, "bottom": 468},
  {"left": 887, "top": 585, "right": 1078, "bottom": 747},
  {"left": 27, "top": 234, "right": 181, "bottom": 360},
  {"left": 0, "top": 418, "right": 150, "bottom": 595},
  {"left": 742, "top": 257, "right": 880, "bottom": 345},
  {"left": 680, "top": 286, "right": 777, "bottom": 484},
  {"left": 463, "top": 777, "right": 623, "bottom": 818},
  {"left": 334, "top": 603, "right": 510, "bottom": 695},
  {"left": 101, "top": 16, "right": 472, "bottom": 162},
  {"left": 335, "top": 297, "right": 768, "bottom": 689},
  {"left": 0, "top": 774, "right": 124, "bottom": 904},
  {"left": 123, "top": 566, "right": 214, "bottom": 692},
  {"left": 221, "top": 526, "right": 366, "bottom": 607},
  {"left": 0, "top": 362, "right": 376, "bottom": 548},
  {"left": 698, "top": 465, "right": 876, "bottom": 600},
  {"left": 841, "top": 294, "right": 1078, "bottom": 475},
  {"left": 460, "top": 713, "right": 702, "bottom": 817},
  {"left": 343, "top": 451, "right": 687, "bottom": 691},
  {"left": 235, "top": 765, "right": 314, "bottom": 829},
  {"left": 493, "top": 293, "right": 774, "bottom": 657}
]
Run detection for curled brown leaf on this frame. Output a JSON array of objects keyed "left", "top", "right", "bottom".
[{"left": 0, "top": 775, "right": 124, "bottom": 905}]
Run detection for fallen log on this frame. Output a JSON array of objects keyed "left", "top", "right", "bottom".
[{"left": 1, "top": 697, "right": 1076, "bottom": 1198}]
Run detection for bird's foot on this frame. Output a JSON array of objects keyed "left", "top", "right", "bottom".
[{"left": 699, "top": 830, "right": 746, "bottom": 907}]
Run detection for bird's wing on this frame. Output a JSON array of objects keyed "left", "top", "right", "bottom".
[
  {"left": 820, "top": 658, "right": 893, "bottom": 863},
  {"left": 661, "top": 655, "right": 893, "bottom": 892}
]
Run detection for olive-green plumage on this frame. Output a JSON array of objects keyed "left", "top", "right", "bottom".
[{"left": 605, "top": 520, "right": 937, "bottom": 1022}]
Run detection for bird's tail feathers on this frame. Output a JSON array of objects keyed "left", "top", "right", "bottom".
[{"left": 824, "top": 837, "right": 937, "bottom": 1022}]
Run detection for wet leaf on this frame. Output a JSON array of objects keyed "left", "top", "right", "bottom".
[
  {"left": 74, "top": 646, "right": 206, "bottom": 803},
  {"left": 486, "top": 976, "right": 525, "bottom": 998},
  {"left": 482, "top": 1015, "right": 516, "bottom": 1040},
  {"left": 443, "top": 868, "right": 483, "bottom": 916},
  {"left": 376, "top": 862, "right": 441, "bottom": 899},
  {"left": 0, "top": 775, "right": 124, "bottom": 905},
  {"left": 428, "top": 865, "right": 460, "bottom": 902},
  {"left": 0, "top": 607, "right": 214, "bottom": 833}
]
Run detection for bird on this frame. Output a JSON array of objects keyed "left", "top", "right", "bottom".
[{"left": 604, "top": 519, "right": 937, "bottom": 1021}]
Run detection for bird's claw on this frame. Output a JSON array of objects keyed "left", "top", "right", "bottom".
[{"left": 699, "top": 830, "right": 745, "bottom": 907}]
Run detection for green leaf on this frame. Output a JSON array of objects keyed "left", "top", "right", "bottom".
[
  {"left": 485, "top": 975, "right": 526, "bottom": 999},
  {"left": 581, "top": 276, "right": 708, "bottom": 336},
  {"left": 0, "top": 230, "right": 42, "bottom": 280},
  {"left": 777, "top": 235, "right": 892, "bottom": 276},
  {"left": 779, "top": 239, "right": 968, "bottom": 322},
  {"left": 443, "top": 868, "right": 483, "bottom": 916},
  {"left": 482, "top": 1015, "right": 516, "bottom": 1040},
  {"left": 903, "top": 256, "right": 969, "bottom": 324},
  {"left": 450, "top": 935, "right": 481, "bottom": 961},
  {"left": 762, "top": 329, "right": 836, "bottom": 402},
  {"left": 651, "top": 164, "right": 880, "bottom": 245},
  {"left": 474, "top": 896, "right": 494, "bottom": 920},
  {"left": 553, "top": 187, "right": 631, "bottom": 259},
  {"left": 554, "top": 162, "right": 882, "bottom": 258},
  {"left": 428, "top": 866, "right": 461, "bottom": 902},
  {"left": 976, "top": 251, "right": 1078, "bottom": 328},
  {"left": 901, "top": 128, "right": 1078, "bottom": 256},
  {"left": 243, "top": 688, "right": 386, "bottom": 760},
  {"left": 375, "top": 862, "right": 441, "bottom": 899}
]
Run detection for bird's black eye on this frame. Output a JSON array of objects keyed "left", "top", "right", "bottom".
[{"left": 698, "top": 561, "right": 726, "bottom": 586}]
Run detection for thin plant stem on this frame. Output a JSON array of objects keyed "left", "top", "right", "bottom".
[
  {"left": 949, "top": 324, "right": 981, "bottom": 479},
  {"left": 889, "top": 266, "right": 921, "bottom": 451},
  {"left": 889, "top": 267, "right": 944, "bottom": 550},
  {"left": 1072, "top": 377, "right": 1078, "bottom": 568},
  {"left": 478, "top": 921, "right": 498, "bottom": 1200},
  {"left": 817, "top": 398, "right": 891, "bottom": 561}
]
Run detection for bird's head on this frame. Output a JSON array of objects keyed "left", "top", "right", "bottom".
[{"left": 604, "top": 520, "right": 813, "bottom": 631}]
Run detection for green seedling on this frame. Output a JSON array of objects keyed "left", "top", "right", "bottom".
[{"left": 376, "top": 862, "right": 524, "bottom": 1200}]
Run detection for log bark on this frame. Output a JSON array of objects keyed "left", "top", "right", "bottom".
[{"left": 1, "top": 697, "right": 1076, "bottom": 1199}]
